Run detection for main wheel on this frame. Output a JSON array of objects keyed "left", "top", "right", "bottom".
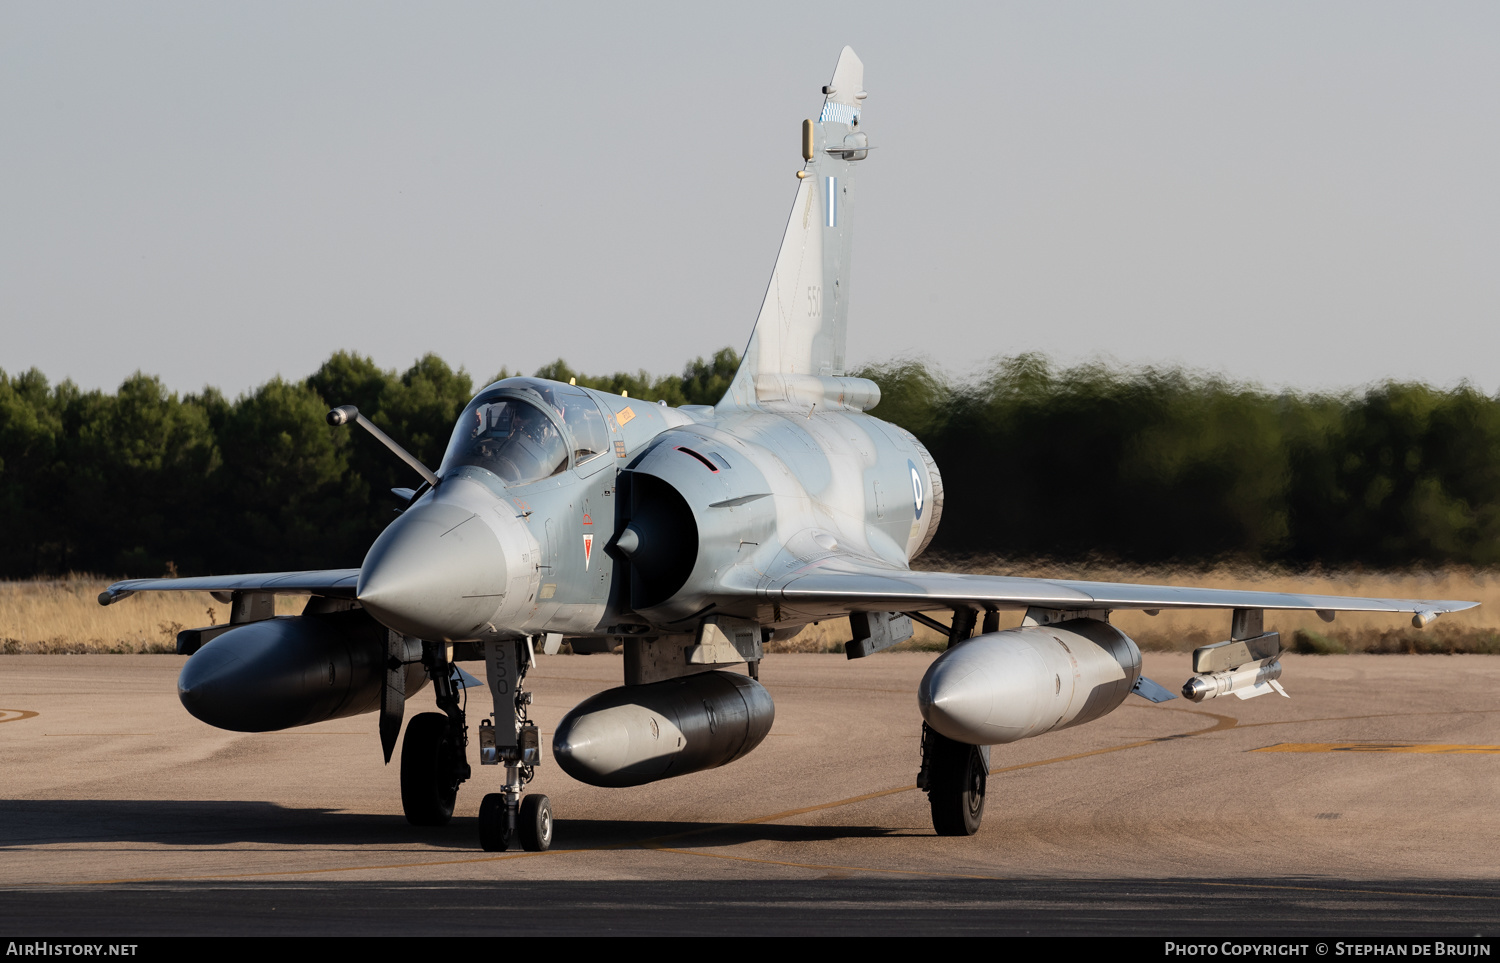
[
  {"left": 927, "top": 732, "right": 986, "bottom": 836},
  {"left": 401, "top": 712, "right": 464, "bottom": 826},
  {"left": 478, "top": 792, "right": 511, "bottom": 852},
  {"left": 518, "top": 793, "right": 553, "bottom": 852}
]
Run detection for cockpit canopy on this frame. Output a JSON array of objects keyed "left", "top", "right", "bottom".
[{"left": 440, "top": 379, "right": 611, "bottom": 488}]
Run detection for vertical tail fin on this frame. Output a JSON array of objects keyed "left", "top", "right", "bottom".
[{"left": 722, "top": 47, "right": 870, "bottom": 409}]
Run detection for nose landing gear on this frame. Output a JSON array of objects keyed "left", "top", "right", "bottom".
[{"left": 476, "top": 637, "right": 553, "bottom": 852}]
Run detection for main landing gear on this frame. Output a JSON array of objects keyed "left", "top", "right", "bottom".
[
  {"left": 401, "top": 642, "right": 471, "bottom": 826},
  {"left": 399, "top": 639, "right": 552, "bottom": 851},
  {"left": 914, "top": 607, "right": 991, "bottom": 836},
  {"left": 400, "top": 712, "right": 467, "bottom": 825},
  {"left": 918, "top": 722, "right": 989, "bottom": 836}
]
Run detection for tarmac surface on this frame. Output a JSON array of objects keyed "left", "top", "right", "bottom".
[{"left": 1, "top": 650, "right": 1497, "bottom": 936}]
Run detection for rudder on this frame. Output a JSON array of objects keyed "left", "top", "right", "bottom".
[{"left": 722, "top": 47, "right": 870, "bottom": 409}]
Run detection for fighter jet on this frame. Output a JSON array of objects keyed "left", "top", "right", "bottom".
[{"left": 99, "top": 47, "right": 1476, "bottom": 851}]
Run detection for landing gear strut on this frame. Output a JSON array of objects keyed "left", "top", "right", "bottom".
[
  {"left": 401, "top": 643, "right": 471, "bottom": 825},
  {"left": 476, "top": 638, "right": 552, "bottom": 852},
  {"left": 918, "top": 722, "right": 988, "bottom": 836}
]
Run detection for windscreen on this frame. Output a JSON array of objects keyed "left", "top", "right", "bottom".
[
  {"left": 537, "top": 381, "right": 611, "bottom": 465},
  {"left": 441, "top": 392, "right": 569, "bottom": 487}
]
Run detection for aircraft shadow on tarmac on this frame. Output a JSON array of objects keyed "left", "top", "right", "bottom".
[
  {"left": 0, "top": 800, "right": 901, "bottom": 850},
  {"left": 550, "top": 818, "right": 905, "bottom": 848}
]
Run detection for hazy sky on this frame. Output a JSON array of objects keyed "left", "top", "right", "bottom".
[{"left": 3, "top": 2, "right": 1498, "bottom": 398}]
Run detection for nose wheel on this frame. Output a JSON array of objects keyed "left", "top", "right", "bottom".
[
  {"left": 478, "top": 792, "right": 509, "bottom": 851},
  {"left": 520, "top": 794, "right": 553, "bottom": 850},
  {"left": 480, "top": 790, "right": 553, "bottom": 852}
]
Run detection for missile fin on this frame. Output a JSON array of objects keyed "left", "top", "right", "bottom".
[{"left": 1231, "top": 676, "right": 1287, "bottom": 701}]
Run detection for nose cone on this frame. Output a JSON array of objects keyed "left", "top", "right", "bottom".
[{"left": 358, "top": 501, "right": 508, "bottom": 641}]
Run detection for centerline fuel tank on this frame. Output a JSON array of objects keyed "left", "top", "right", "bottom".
[{"left": 552, "top": 670, "right": 774, "bottom": 787}]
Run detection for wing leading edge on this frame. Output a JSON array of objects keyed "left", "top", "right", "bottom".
[
  {"left": 98, "top": 569, "right": 360, "bottom": 606},
  {"left": 758, "top": 558, "right": 1475, "bottom": 626}
]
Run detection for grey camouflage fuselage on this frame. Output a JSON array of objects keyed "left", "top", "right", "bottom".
[{"left": 355, "top": 374, "right": 942, "bottom": 646}]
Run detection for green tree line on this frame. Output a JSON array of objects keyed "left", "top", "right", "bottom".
[
  {"left": 3, "top": 348, "right": 1498, "bottom": 577},
  {"left": 0, "top": 350, "right": 738, "bottom": 577},
  {"left": 865, "top": 354, "right": 1500, "bottom": 567}
]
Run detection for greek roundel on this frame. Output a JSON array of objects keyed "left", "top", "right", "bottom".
[{"left": 907, "top": 460, "right": 924, "bottom": 519}]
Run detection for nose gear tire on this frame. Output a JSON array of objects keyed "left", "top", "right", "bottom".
[
  {"left": 519, "top": 793, "right": 553, "bottom": 852},
  {"left": 478, "top": 792, "right": 511, "bottom": 851}
]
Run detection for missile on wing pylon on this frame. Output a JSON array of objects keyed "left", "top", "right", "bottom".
[
  {"left": 177, "top": 610, "right": 427, "bottom": 731},
  {"left": 1181, "top": 659, "right": 1287, "bottom": 702},
  {"left": 552, "top": 671, "right": 774, "bottom": 787},
  {"left": 1180, "top": 631, "right": 1288, "bottom": 702},
  {"left": 917, "top": 619, "right": 1142, "bottom": 745}
]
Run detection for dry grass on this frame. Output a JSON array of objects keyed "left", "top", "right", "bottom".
[
  {"left": 4, "top": 561, "right": 1499, "bottom": 655},
  {"left": 0, "top": 577, "right": 302, "bottom": 654}
]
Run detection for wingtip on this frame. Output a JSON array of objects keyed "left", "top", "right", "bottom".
[{"left": 97, "top": 588, "right": 131, "bottom": 606}]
